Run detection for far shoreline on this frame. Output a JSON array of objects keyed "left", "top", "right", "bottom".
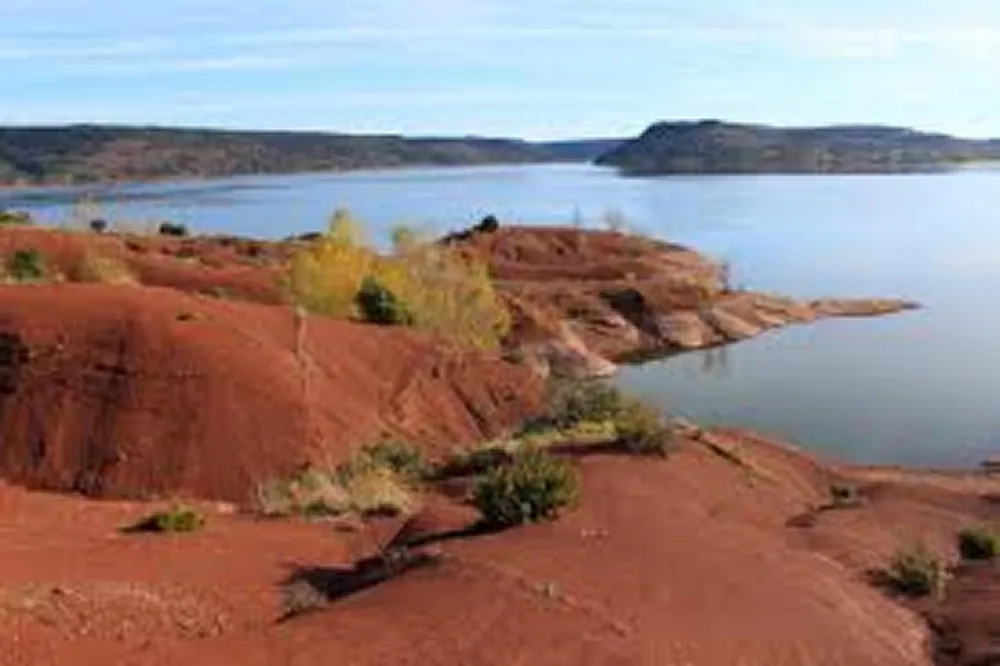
[{"left": 0, "top": 159, "right": 593, "bottom": 195}]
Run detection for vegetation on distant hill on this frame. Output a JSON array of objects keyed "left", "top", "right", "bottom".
[
  {"left": 0, "top": 125, "right": 619, "bottom": 185},
  {"left": 596, "top": 120, "right": 1000, "bottom": 174}
]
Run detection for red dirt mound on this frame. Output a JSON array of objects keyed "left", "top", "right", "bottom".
[
  {"left": 0, "top": 226, "right": 288, "bottom": 304},
  {"left": 0, "top": 284, "right": 542, "bottom": 502}
]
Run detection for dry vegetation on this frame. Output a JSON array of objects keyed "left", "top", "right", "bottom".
[
  {"left": 287, "top": 210, "right": 509, "bottom": 349},
  {"left": 68, "top": 248, "right": 138, "bottom": 285}
]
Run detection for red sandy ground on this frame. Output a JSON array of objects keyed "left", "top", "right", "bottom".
[
  {"left": 0, "top": 227, "right": 550, "bottom": 502},
  {"left": 0, "top": 284, "right": 541, "bottom": 502},
  {"left": 2, "top": 433, "right": 999, "bottom": 665}
]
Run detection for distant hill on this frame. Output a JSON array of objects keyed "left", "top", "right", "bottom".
[
  {"left": 595, "top": 120, "right": 1000, "bottom": 175},
  {"left": 0, "top": 125, "right": 622, "bottom": 186}
]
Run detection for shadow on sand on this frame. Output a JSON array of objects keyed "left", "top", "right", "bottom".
[{"left": 277, "top": 520, "right": 503, "bottom": 622}]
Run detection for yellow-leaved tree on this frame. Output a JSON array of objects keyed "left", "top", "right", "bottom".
[
  {"left": 288, "top": 213, "right": 510, "bottom": 349},
  {"left": 288, "top": 209, "right": 372, "bottom": 318},
  {"left": 373, "top": 241, "right": 510, "bottom": 349}
]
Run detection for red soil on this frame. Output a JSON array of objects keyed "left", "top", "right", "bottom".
[
  {"left": 0, "top": 226, "right": 288, "bottom": 304},
  {"left": 0, "top": 284, "right": 541, "bottom": 502},
  {"left": 0, "top": 224, "right": 951, "bottom": 665},
  {"left": 2, "top": 433, "right": 998, "bottom": 665},
  {"left": 455, "top": 225, "right": 915, "bottom": 367}
]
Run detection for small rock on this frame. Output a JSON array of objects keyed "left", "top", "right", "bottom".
[{"left": 214, "top": 502, "right": 237, "bottom": 515}]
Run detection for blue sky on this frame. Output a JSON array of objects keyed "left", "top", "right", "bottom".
[{"left": 2, "top": 0, "right": 999, "bottom": 139}]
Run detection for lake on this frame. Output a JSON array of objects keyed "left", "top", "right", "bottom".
[{"left": 2, "top": 163, "right": 998, "bottom": 468}]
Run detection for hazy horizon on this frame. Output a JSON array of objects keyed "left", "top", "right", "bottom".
[
  {"left": 3, "top": 0, "right": 1000, "bottom": 140},
  {"left": 3, "top": 118, "right": 1000, "bottom": 144}
]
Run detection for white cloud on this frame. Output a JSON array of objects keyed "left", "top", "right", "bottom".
[{"left": 6, "top": 22, "right": 1000, "bottom": 69}]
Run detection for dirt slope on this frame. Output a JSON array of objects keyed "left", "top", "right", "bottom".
[
  {"left": 0, "top": 285, "right": 541, "bottom": 502},
  {"left": 3, "top": 433, "right": 998, "bottom": 666}
]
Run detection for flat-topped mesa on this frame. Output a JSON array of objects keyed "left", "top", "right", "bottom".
[
  {"left": 452, "top": 225, "right": 918, "bottom": 377},
  {"left": 596, "top": 119, "right": 1000, "bottom": 175}
]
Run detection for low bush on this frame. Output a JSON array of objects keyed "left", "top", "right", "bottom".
[
  {"left": 123, "top": 505, "right": 205, "bottom": 533},
  {"left": 0, "top": 210, "right": 33, "bottom": 226},
  {"left": 473, "top": 447, "right": 580, "bottom": 528},
  {"left": 885, "top": 543, "right": 944, "bottom": 597},
  {"left": 547, "top": 380, "right": 627, "bottom": 429},
  {"left": 958, "top": 526, "right": 1000, "bottom": 561},
  {"left": 355, "top": 440, "right": 428, "bottom": 480},
  {"left": 70, "top": 249, "right": 138, "bottom": 286},
  {"left": 613, "top": 398, "right": 673, "bottom": 457},
  {"left": 255, "top": 467, "right": 349, "bottom": 519},
  {"left": 439, "top": 214, "right": 501, "bottom": 244},
  {"left": 342, "top": 466, "right": 415, "bottom": 518},
  {"left": 355, "top": 276, "right": 413, "bottom": 325},
  {"left": 158, "top": 221, "right": 190, "bottom": 237},
  {"left": 435, "top": 445, "right": 514, "bottom": 478},
  {"left": 829, "top": 482, "right": 862, "bottom": 508},
  {"left": 256, "top": 443, "right": 422, "bottom": 520},
  {"left": 5, "top": 249, "right": 46, "bottom": 282}
]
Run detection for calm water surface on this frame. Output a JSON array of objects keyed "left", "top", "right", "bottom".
[{"left": 2, "top": 163, "right": 998, "bottom": 467}]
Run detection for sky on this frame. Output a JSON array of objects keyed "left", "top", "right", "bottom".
[{"left": 2, "top": 0, "right": 1000, "bottom": 139}]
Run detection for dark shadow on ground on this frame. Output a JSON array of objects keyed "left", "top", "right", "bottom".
[
  {"left": 785, "top": 501, "right": 865, "bottom": 529},
  {"left": 547, "top": 441, "right": 629, "bottom": 458},
  {"left": 277, "top": 519, "right": 505, "bottom": 623},
  {"left": 278, "top": 551, "right": 443, "bottom": 622}
]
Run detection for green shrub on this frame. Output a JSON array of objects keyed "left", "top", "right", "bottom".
[
  {"left": 0, "top": 210, "right": 33, "bottom": 226},
  {"left": 355, "top": 276, "right": 413, "bottom": 326},
  {"left": 958, "top": 526, "right": 1000, "bottom": 561},
  {"left": 548, "top": 380, "right": 627, "bottom": 429},
  {"left": 885, "top": 543, "right": 944, "bottom": 597},
  {"left": 6, "top": 249, "right": 46, "bottom": 281},
  {"left": 473, "top": 448, "right": 580, "bottom": 528},
  {"left": 436, "top": 445, "right": 513, "bottom": 478},
  {"left": 829, "top": 482, "right": 861, "bottom": 508},
  {"left": 357, "top": 440, "right": 427, "bottom": 480},
  {"left": 613, "top": 398, "right": 673, "bottom": 457},
  {"left": 124, "top": 505, "right": 205, "bottom": 533}
]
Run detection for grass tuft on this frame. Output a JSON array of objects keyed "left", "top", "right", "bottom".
[
  {"left": 255, "top": 442, "right": 424, "bottom": 520},
  {"left": 123, "top": 505, "right": 205, "bottom": 534},
  {"left": 958, "top": 525, "right": 1000, "bottom": 561},
  {"left": 4, "top": 249, "right": 47, "bottom": 282},
  {"left": 546, "top": 379, "right": 627, "bottom": 430},
  {"left": 884, "top": 543, "right": 945, "bottom": 598},
  {"left": 613, "top": 397, "right": 674, "bottom": 457},
  {"left": 70, "top": 249, "right": 138, "bottom": 286}
]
